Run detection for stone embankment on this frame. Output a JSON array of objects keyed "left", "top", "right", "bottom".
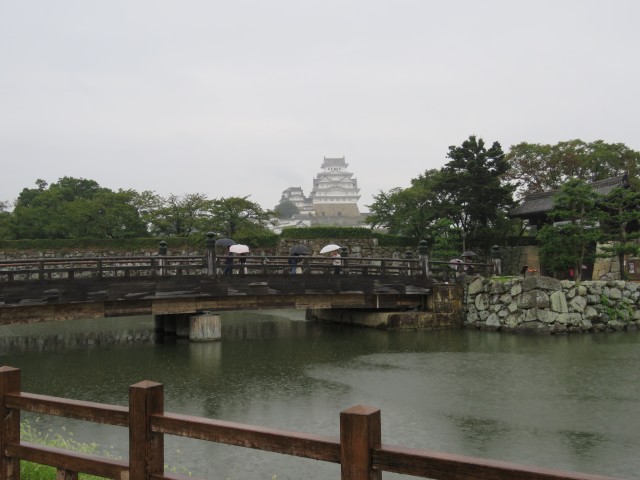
[
  {"left": 464, "top": 275, "right": 640, "bottom": 333},
  {"left": 0, "top": 329, "right": 155, "bottom": 354}
]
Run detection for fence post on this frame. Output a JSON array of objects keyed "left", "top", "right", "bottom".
[
  {"left": 205, "top": 232, "right": 216, "bottom": 277},
  {"left": 340, "top": 405, "right": 381, "bottom": 480},
  {"left": 129, "top": 381, "right": 164, "bottom": 480},
  {"left": 0, "top": 366, "right": 21, "bottom": 480}
]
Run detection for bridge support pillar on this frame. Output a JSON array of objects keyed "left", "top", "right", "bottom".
[{"left": 189, "top": 313, "right": 221, "bottom": 342}]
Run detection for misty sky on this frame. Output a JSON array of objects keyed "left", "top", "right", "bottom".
[{"left": 2, "top": 1, "right": 639, "bottom": 212}]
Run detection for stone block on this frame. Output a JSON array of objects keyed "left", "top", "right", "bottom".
[
  {"left": 518, "top": 290, "right": 550, "bottom": 309},
  {"left": 486, "top": 313, "right": 501, "bottom": 327},
  {"left": 569, "top": 295, "right": 587, "bottom": 313},
  {"left": 523, "top": 275, "right": 562, "bottom": 292},
  {"left": 608, "top": 288, "right": 623, "bottom": 300},
  {"left": 475, "top": 293, "right": 490, "bottom": 311},
  {"left": 467, "top": 277, "right": 484, "bottom": 295},
  {"left": 550, "top": 291, "right": 568, "bottom": 313},
  {"left": 511, "top": 282, "right": 522, "bottom": 296}
]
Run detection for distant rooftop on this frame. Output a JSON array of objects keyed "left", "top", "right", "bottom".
[{"left": 509, "top": 175, "right": 628, "bottom": 218}]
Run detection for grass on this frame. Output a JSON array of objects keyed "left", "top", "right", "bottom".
[
  {"left": 19, "top": 419, "right": 192, "bottom": 479},
  {"left": 20, "top": 419, "right": 114, "bottom": 480}
]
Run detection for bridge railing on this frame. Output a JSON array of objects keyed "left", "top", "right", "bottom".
[
  {"left": 0, "top": 366, "right": 620, "bottom": 480},
  {"left": 0, "top": 254, "right": 494, "bottom": 283},
  {"left": 217, "top": 255, "right": 425, "bottom": 276},
  {"left": 0, "top": 255, "right": 427, "bottom": 281}
]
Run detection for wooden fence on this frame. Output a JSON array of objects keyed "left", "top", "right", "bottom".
[{"left": 0, "top": 366, "right": 620, "bottom": 480}]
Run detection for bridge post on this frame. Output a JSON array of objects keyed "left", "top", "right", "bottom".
[
  {"left": 340, "top": 405, "right": 381, "bottom": 480},
  {"left": 0, "top": 366, "right": 20, "bottom": 480},
  {"left": 405, "top": 250, "right": 413, "bottom": 276},
  {"left": 206, "top": 232, "right": 216, "bottom": 277},
  {"left": 158, "top": 240, "right": 167, "bottom": 276},
  {"left": 419, "top": 238, "right": 430, "bottom": 278}
]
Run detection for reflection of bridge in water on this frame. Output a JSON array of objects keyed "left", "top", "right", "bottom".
[{"left": 0, "top": 254, "right": 463, "bottom": 330}]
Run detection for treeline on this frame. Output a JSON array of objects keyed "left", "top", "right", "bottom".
[
  {"left": 0, "top": 177, "right": 274, "bottom": 241},
  {"left": 2, "top": 136, "right": 640, "bottom": 279},
  {"left": 365, "top": 136, "right": 640, "bottom": 278}
]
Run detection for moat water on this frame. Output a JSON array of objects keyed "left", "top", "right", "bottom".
[{"left": 1, "top": 311, "right": 639, "bottom": 479}]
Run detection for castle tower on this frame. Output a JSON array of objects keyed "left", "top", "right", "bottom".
[{"left": 309, "top": 156, "right": 361, "bottom": 219}]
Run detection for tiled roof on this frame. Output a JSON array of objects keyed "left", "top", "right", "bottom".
[{"left": 509, "top": 175, "right": 628, "bottom": 218}]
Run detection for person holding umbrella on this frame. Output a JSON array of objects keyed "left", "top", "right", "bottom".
[
  {"left": 223, "top": 247, "right": 234, "bottom": 275},
  {"left": 320, "top": 244, "right": 342, "bottom": 275},
  {"left": 289, "top": 245, "right": 309, "bottom": 274},
  {"left": 331, "top": 250, "right": 342, "bottom": 275}
]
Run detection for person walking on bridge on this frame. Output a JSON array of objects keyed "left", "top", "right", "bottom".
[{"left": 224, "top": 250, "right": 234, "bottom": 276}]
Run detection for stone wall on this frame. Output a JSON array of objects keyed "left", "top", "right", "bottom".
[
  {"left": 464, "top": 275, "right": 640, "bottom": 333},
  {"left": 276, "top": 238, "right": 411, "bottom": 259}
]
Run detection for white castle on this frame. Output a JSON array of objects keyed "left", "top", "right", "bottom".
[{"left": 275, "top": 156, "right": 364, "bottom": 230}]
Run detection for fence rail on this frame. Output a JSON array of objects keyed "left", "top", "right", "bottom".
[
  {"left": 0, "top": 255, "right": 491, "bottom": 282},
  {"left": 0, "top": 367, "right": 620, "bottom": 480}
]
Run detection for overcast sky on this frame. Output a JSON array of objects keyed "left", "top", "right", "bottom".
[{"left": 2, "top": 1, "right": 639, "bottom": 212}]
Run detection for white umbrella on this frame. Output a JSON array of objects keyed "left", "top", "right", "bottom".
[
  {"left": 449, "top": 258, "right": 464, "bottom": 270},
  {"left": 320, "top": 244, "right": 341, "bottom": 254},
  {"left": 229, "top": 244, "right": 250, "bottom": 254}
]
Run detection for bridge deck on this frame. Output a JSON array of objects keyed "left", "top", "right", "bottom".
[{"left": 0, "top": 272, "right": 432, "bottom": 325}]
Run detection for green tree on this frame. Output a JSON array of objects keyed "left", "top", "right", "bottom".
[
  {"left": 506, "top": 140, "right": 640, "bottom": 198},
  {"left": 207, "top": 196, "right": 273, "bottom": 238},
  {"left": 433, "top": 135, "right": 515, "bottom": 251},
  {"left": 538, "top": 178, "right": 602, "bottom": 281},
  {"left": 366, "top": 170, "right": 444, "bottom": 242},
  {"left": 0, "top": 200, "right": 11, "bottom": 239},
  {"left": 274, "top": 200, "right": 299, "bottom": 219},
  {"left": 9, "top": 177, "right": 148, "bottom": 239},
  {"left": 597, "top": 186, "right": 640, "bottom": 279},
  {"left": 142, "top": 193, "right": 212, "bottom": 237}
]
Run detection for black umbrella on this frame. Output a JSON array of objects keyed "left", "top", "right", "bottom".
[
  {"left": 290, "top": 245, "right": 310, "bottom": 255},
  {"left": 215, "top": 238, "right": 236, "bottom": 247},
  {"left": 461, "top": 250, "right": 477, "bottom": 257}
]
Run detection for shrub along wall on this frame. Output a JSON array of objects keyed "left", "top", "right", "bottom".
[{"left": 464, "top": 275, "right": 640, "bottom": 333}]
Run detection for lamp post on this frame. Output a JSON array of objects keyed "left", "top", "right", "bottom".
[{"left": 419, "top": 237, "right": 431, "bottom": 277}]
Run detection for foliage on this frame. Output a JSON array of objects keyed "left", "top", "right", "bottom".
[
  {"left": 436, "top": 136, "right": 515, "bottom": 236},
  {"left": 0, "top": 237, "right": 200, "bottom": 252},
  {"left": 273, "top": 200, "right": 299, "bottom": 218},
  {"left": 596, "top": 186, "right": 640, "bottom": 279},
  {"left": 599, "top": 294, "right": 633, "bottom": 322},
  {"left": 205, "top": 196, "right": 274, "bottom": 238},
  {"left": 8, "top": 177, "right": 148, "bottom": 240},
  {"left": 231, "top": 230, "right": 280, "bottom": 249},
  {"left": 20, "top": 419, "right": 115, "bottom": 480},
  {"left": 366, "top": 170, "right": 443, "bottom": 241},
  {"left": 505, "top": 139, "right": 640, "bottom": 199},
  {"left": 366, "top": 135, "right": 516, "bottom": 257},
  {"left": 281, "top": 226, "right": 374, "bottom": 239},
  {"left": 136, "top": 192, "right": 211, "bottom": 237},
  {"left": 537, "top": 178, "right": 602, "bottom": 280}
]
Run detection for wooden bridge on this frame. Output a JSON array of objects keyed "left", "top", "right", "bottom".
[{"left": 0, "top": 253, "right": 447, "bottom": 326}]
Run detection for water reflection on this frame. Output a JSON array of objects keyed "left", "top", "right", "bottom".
[{"left": 1, "top": 311, "right": 639, "bottom": 479}]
